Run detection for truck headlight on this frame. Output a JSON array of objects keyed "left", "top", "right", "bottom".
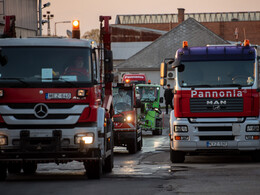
[
  {"left": 0, "top": 135, "right": 7, "bottom": 145},
  {"left": 126, "top": 115, "right": 132, "bottom": 122},
  {"left": 75, "top": 133, "right": 94, "bottom": 144},
  {"left": 174, "top": 125, "right": 188, "bottom": 132},
  {"left": 246, "top": 125, "right": 260, "bottom": 132}
]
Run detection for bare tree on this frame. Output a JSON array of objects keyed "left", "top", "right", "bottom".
[{"left": 82, "top": 29, "right": 100, "bottom": 43}]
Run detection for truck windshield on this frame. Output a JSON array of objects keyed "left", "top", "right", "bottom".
[
  {"left": 137, "top": 86, "right": 159, "bottom": 102},
  {"left": 113, "top": 87, "right": 133, "bottom": 114},
  {"left": 178, "top": 60, "right": 255, "bottom": 88},
  {"left": 0, "top": 46, "right": 92, "bottom": 87}
]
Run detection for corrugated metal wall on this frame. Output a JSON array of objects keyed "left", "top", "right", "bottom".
[{"left": 0, "top": 0, "right": 37, "bottom": 37}]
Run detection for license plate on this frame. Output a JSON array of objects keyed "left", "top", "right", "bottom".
[
  {"left": 45, "top": 93, "right": 71, "bottom": 100},
  {"left": 206, "top": 141, "right": 228, "bottom": 147}
]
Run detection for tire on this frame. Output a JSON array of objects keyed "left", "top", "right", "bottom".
[
  {"left": 0, "top": 164, "right": 7, "bottom": 181},
  {"left": 103, "top": 119, "right": 114, "bottom": 173},
  {"left": 103, "top": 154, "right": 113, "bottom": 173},
  {"left": 153, "top": 119, "right": 162, "bottom": 135},
  {"left": 8, "top": 163, "right": 22, "bottom": 174},
  {"left": 128, "top": 141, "right": 137, "bottom": 154},
  {"left": 251, "top": 150, "right": 260, "bottom": 162},
  {"left": 23, "top": 163, "right": 37, "bottom": 174},
  {"left": 170, "top": 149, "right": 185, "bottom": 163},
  {"left": 85, "top": 160, "right": 102, "bottom": 179},
  {"left": 137, "top": 136, "right": 142, "bottom": 151}
]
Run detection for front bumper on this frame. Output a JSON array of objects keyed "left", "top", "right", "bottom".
[
  {"left": 0, "top": 127, "right": 101, "bottom": 163},
  {"left": 113, "top": 128, "right": 137, "bottom": 146},
  {"left": 170, "top": 117, "right": 260, "bottom": 152}
]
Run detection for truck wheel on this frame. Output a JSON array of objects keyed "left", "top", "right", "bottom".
[
  {"left": 170, "top": 149, "right": 185, "bottom": 163},
  {"left": 23, "top": 163, "right": 37, "bottom": 174},
  {"left": 85, "top": 160, "right": 102, "bottom": 179},
  {"left": 103, "top": 119, "right": 114, "bottom": 173},
  {"left": 251, "top": 150, "right": 260, "bottom": 162},
  {"left": 137, "top": 137, "right": 142, "bottom": 151},
  {"left": 153, "top": 119, "right": 162, "bottom": 135},
  {"left": 0, "top": 164, "right": 7, "bottom": 181},
  {"left": 128, "top": 141, "right": 137, "bottom": 154},
  {"left": 8, "top": 163, "right": 22, "bottom": 174},
  {"left": 103, "top": 153, "right": 113, "bottom": 173}
]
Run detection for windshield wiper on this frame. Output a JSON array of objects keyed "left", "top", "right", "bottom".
[
  {"left": 215, "top": 84, "right": 243, "bottom": 89},
  {"left": 0, "top": 78, "right": 29, "bottom": 86},
  {"left": 52, "top": 77, "right": 77, "bottom": 87},
  {"left": 187, "top": 85, "right": 212, "bottom": 88}
]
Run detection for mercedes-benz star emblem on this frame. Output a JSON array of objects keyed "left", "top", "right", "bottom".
[{"left": 34, "top": 103, "right": 48, "bottom": 119}]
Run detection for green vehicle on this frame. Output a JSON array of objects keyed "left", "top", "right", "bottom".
[{"left": 136, "top": 84, "right": 163, "bottom": 135}]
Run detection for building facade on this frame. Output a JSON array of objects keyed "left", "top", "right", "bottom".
[
  {"left": 0, "top": 0, "right": 38, "bottom": 37},
  {"left": 114, "top": 8, "right": 260, "bottom": 44}
]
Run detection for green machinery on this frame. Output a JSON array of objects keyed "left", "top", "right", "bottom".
[{"left": 136, "top": 84, "right": 163, "bottom": 135}]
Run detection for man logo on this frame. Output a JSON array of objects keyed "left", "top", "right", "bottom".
[
  {"left": 206, "top": 100, "right": 227, "bottom": 105},
  {"left": 213, "top": 105, "right": 221, "bottom": 110}
]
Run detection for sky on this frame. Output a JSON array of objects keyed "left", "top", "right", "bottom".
[{"left": 41, "top": 0, "right": 260, "bottom": 37}]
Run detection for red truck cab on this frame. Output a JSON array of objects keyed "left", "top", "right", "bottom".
[
  {"left": 112, "top": 83, "right": 142, "bottom": 153},
  {"left": 161, "top": 40, "right": 260, "bottom": 163}
]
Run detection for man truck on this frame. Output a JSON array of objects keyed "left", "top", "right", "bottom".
[{"left": 160, "top": 40, "right": 260, "bottom": 163}]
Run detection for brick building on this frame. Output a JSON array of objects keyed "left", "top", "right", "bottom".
[{"left": 113, "top": 8, "right": 260, "bottom": 44}]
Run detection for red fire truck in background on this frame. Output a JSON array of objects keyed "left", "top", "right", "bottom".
[
  {"left": 161, "top": 40, "right": 260, "bottom": 163},
  {"left": 112, "top": 83, "right": 142, "bottom": 154},
  {"left": 0, "top": 16, "right": 114, "bottom": 180},
  {"left": 122, "top": 73, "right": 146, "bottom": 84}
]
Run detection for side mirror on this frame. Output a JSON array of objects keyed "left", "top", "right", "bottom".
[
  {"left": 160, "top": 62, "right": 167, "bottom": 78},
  {"left": 160, "top": 78, "right": 167, "bottom": 86},
  {"left": 154, "top": 107, "right": 162, "bottom": 114},
  {"left": 160, "top": 97, "right": 163, "bottom": 103},
  {"left": 134, "top": 99, "right": 141, "bottom": 108}
]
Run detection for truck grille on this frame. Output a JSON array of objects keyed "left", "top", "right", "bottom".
[
  {"left": 200, "top": 136, "right": 234, "bottom": 140},
  {"left": 198, "top": 126, "right": 232, "bottom": 131},
  {"left": 0, "top": 103, "right": 89, "bottom": 126},
  {"left": 190, "top": 98, "right": 243, "bottom": 113},
  {"left": 6, "top": 103, "right": 76, "bottom": 109}
]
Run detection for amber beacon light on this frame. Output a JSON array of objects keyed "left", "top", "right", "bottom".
[{"left": 72, "top": 20, "right": 80, "bottom": 39}]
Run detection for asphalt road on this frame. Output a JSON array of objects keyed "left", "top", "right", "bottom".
[{"left": 1, "top": 112, "right": 260, "bottom": 195}]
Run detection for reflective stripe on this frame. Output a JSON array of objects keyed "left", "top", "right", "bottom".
[
  {"left": 106, "top": 150, "right": 111, "bottom": 157},
  {"left": 3, "top": 115, "right": 80, "bottom": 125},
  {"left": 106, "top": 132, "right": 111, "bottom": 138},
  {"left": 0, "top": 105, "right": 89, "bottom": 114},
  {"left": 128, "top": 123, "right": 135, "bottom": 128}
]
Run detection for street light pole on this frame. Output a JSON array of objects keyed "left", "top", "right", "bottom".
[
  {"left": 39, "top": 0, "right": 42, "bottom": 36},
  {"left": 55, "top": 21, "right": 71, "bottom": 36},
  {"left": 39, "top": 1, "right": 51, "bottom": 36},
  {"left": 43, "top": 11, "right": 54, "bottom": 36}
]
